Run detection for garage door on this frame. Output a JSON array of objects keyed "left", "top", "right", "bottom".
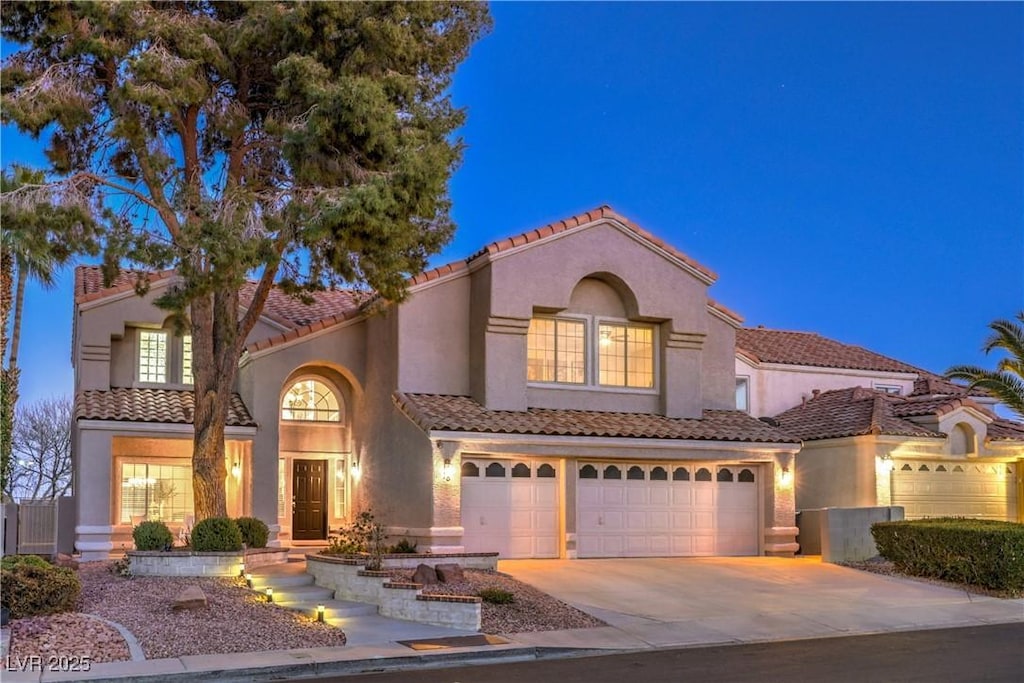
[
  {"left": 460, "top": 458, "right": 559, "bottom": 558},
  {"left": 577, "top": 463, "right": 759, "bottom": 558},
  {"left": 892, "top": 460, "right": 1018, "bottom": 521}
]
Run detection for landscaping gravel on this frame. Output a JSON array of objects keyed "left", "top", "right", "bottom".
[
  {"left": 8, "top": 613, "right": 130, "bottom": 664},
  {"left": 388, "top": 568, "right": 606, "bottom": 634}
]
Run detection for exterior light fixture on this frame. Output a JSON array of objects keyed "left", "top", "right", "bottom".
[
  {"left": 244, "top": 572, "right": 253, "bottom": 589},
  {"left": 231, "top": 461, "right": 241, "bottom": 478},
  {"left": 265, "top": 587, "right": 274, "bottom": 603},
  {"left": 316, "top": 604, "right": 325, "bottom": 622},
  {"left": 238, "top": 562, "right": 246, "bottom": 577},
  {"left": 779, "top": 466, "right": 792, "bottom": 487},
  {"left": 350, "top": 461, "right": 361, "bottom": 479},
  {"left": 880, "top": 454, "right": 894, "bottom": 473},
  {"left": 442, "top": 458, "right": 453, "bottom": 482}
]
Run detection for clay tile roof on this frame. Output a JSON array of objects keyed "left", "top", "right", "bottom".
[
  {"left": 987, "top": 418, "right": 1024, "bottom": 442},
  {"left": 773, "top": 387, "right": 941, "bottom": 441},
  {"left": 394, "top": 392, "right": 799, "bottom": 444},
  {"left": 908, "top": 376, "right": 989, "bottom": 398},
  {"left": 736, "top": 327, "right": 927, "bottom": 374},
  {"left": 75, "top": 388, "right": 257, "bottom": 427},
  {"left": 74, "top": 266, "right": 177, "bottom": 304},
  {"left": 465, "top": 205, "right": 718, "bottom": 282}
]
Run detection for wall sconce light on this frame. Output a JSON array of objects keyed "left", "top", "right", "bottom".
[
  {"left": 316, "top": 604, "right": 325, "bottom": 622},
  {"left": 350, "top": 461, "right": 361, "bottom": 479},
  {"left": 779, "top": 466, "right": 792, "bottom": 487},
  {"left": 244, "top": 572, "right": 253, "bottom": 589},
  {"left": 231, "top": 461, "right": 241, "bottom": 478},
  {"left": 442, "top": 458, "right": 453, "bottom": 482},
  {"left": 879, "top": 454, "right": 894, "bottom": 473},
  {"left": 265, "top": 587, "right": 274, "bottom": 603}
]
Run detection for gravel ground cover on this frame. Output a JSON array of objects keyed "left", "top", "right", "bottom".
[{"left": 387, "top": 568, "right": 606, "bottom": 634}]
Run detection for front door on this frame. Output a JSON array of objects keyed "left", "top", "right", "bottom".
[{"left": 292, "top": 459, "right": 327, "bottom": 540}]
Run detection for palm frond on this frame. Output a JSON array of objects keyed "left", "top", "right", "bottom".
[{"left": 982, "top": 315, "right": 1024, "bottom": 361}]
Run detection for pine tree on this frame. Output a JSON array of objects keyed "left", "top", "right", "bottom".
[{"left": 1, "top": 2, "right": 491, "bottom": 519}]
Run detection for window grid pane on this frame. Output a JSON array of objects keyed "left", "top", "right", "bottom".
[
  {"left": 138, "top": 331, "right": 167, "bottom": 383},
  {"left": 598, "top": 323, "right": 653, "bottom": 388},
  {"left": 120, "top": 462, "right": 193, "bottom": 524},
  {"left": 555, "top": 319, "right": 585, "bottom": 383},
  {"left": 527, "top": 318, "right": 585, "bottom": 384},
  {"left": 182, "top": 335, "right": 193, "bottom": 385},
  {"left": 527, "top": 318, "right": 555, "bottom": 382},
  {"left": 334, "top": 459, "right": 346, "bottom": 518},
  {"left": 281, "top": 379, "right": 341, "bottom": 422}
]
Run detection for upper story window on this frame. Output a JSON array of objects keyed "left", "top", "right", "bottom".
[
  {"left": 736, "top": 377, "right": 750, "bottom": 412},
  {"left": 281, "top": 379, "right": 341, "bottom": 422},
  {"left": 527, "top": 315, "right": 655, "bottom": 390},
  {"left": 136, "top": 328, "right": 192, "bottom": 386},
  {"left": 873, "top": 383, "right": 902, "bottom": 395}
]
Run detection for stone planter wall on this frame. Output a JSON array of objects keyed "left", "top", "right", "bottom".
[
  {"left": 128, "top": 548, "right": 289, "bottom": 576},
  {"left": 309, "top": 551, "right": 499, "bottom": 571},
  {"left": 306, "top": 555, "right": 481, "bottom": 631}
]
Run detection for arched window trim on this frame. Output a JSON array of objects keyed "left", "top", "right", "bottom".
[{"left": 281, "top": 375, "right": 343, "bottom": 423}]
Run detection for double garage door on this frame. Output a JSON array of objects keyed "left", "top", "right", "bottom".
[
  {"left": 892, "top": 460, "right": 1018, "bottom": 521},
  {"left": 461, "top": 458, "right": 760, "bottom": 558}
]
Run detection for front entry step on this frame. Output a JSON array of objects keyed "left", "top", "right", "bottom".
[{"left": 248, "top": 561, "right": 378, "bottom": 623}]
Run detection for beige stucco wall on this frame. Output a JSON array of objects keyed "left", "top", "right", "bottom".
[
  {"left": 396, "top": 276, "right": 471, "bottom": 395},
  {"left": 738, "top": 357, "right": 917, "bottom": 418},
  {"left": 795, "top": 439, "right": 880, "bottom": 511}
]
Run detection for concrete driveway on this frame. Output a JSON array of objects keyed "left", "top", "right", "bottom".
[{"left": 499, "top": 557, "right": 1024, "bottom": 649}]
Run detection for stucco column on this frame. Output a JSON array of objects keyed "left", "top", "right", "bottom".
[
  {"left": 764, "top": 453, "right": 799, "bottom": 556},
  {"left": 75, "top": 429, "right": 115, "bottom": 561},
  {"left": 252, "top": 423, "right": 280, "bottom": 546},
  {"left": 423, "top": 439, "right": 465, "bottom": 553},
  {"left": 661, "top": 331, "right": 704, "bottom": 418},
  {"left": 480, "top": 317, "right": 530, "bottom": 411}
]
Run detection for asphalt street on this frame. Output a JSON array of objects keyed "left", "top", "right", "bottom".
[{"left": 299, "top": 623, "right": 1024, "bottom": 683}]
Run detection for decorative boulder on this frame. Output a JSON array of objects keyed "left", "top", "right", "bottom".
[
  {"left": 172, "top": 586, "right": 208, "bottom": 611},
  {"left": 411, "top": 563, "right": 439, "bottom": 585},
  {"left": 55, "top": 553, "right": 79, "bottom": 570},
  {"left": 435, "top": 563, "right": 465, "bottom": 583}
]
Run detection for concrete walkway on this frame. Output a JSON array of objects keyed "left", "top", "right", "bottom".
[
  {"left": 500, "top": 556, "right": 1024, "bottom": 650},
  {"left": 3, "top": 556, "right": 1021, "bottom": 682}
]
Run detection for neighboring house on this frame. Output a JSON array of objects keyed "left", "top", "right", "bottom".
[
  {"left": 733, "top": 328, "right": 1023, "bottom": 522},
  {"left": 71, "top": 206, "right": 802, "bottom": 561}
]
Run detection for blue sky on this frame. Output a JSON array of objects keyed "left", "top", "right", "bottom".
[{"left": 3, "top": 2, "right": 1022, "bottom": 409}]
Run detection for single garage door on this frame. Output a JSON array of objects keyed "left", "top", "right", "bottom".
[
  {"left": 460, "top": 458, "right": 559, "bottom": 558},
  {"left": 577, "top": 462, "right": 759, "bottom": 558},
  {"left": 892, "top": 460, "right": 1018, "bottom": 520}
]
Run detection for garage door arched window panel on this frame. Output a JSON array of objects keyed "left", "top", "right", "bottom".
[
  {"left": 537, "top": 464, "right": 556, "bottom": 478},
  {"left": 603, "top": 465, "right": 622, "bottom": 480},
  {"left": 738, "top": 468, "right": 755, "bottom": 483},
  {"left": 485, "top": 462, "right": 507, "bottom": 478},
  {"left": 512, "top": 463, "right": 531, "bottom": 478},
  {"left": 717, "top": 468, "right": 734, "bottom": 482},
  {"left": 935, "top": 465, "right": 947, "bottom": 472},
  {"left": 651, "top": 466, "right": 668, "bottom": 481},
  {"left": 672, "top": 467, "right": 690, "bottom": 481},
  {"left": 695, "top": 467, "right": 712, "bottom": 482},
  {"left": 918, "top": 464, "right": 930, "bottom": 472},
  {"left": 461, "top": 462, "right": 480, "bottom": 477},
  {"left": 281, "top": 379, "right": 341, "bottom": 422},
  {"left": 579, "top": 464, "right": 599, "bottom": 479},
  {"left": 627, "top": 466, "right": 645, "bottom": 480},
  {"left": 901, "top": 464, "right": 913, "bottom": 471},
  {"left": 953, "top": 465, "right": 964, "bottom": 472}
]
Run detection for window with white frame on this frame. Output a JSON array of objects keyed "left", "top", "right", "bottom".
[
  {"left": 527, "top": 316, "right": 656, "bottom": 390},
  {"left": 281, "top": 379, "right": 341, "bottom": 422},
  {"left": 136, "top": 328, "right": 192, "bottom": 385},
  {"left": 873, "top": 383, "right": 902, "bottom": 395},
  {"left": 334, "top": 458, "right": 347, "bottom": 518},
  {"left": 736, "top": 377, "right": 750, "bottom": 412},
  {"left": 120, "top": 461, "right": 194, "bottom": 524}
]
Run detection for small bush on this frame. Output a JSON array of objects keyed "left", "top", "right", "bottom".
[
  {"left": 1, "top": 557, "right": 81, "bottom": 618},
  {"left": 191, "top": 517, "right": 243, "bottom": 552},
  {"left": 235, "top": 517, "right": 269, "bottom": 549},
  {"left": 1, "top": 555, "right": 50, "bottom": 572},
  {"left": 387, "top": 538, "right": 418, "bottom": 554},
  {"left": 872, "top": 518, "right": 1024, "bottom": 594},
  {"left": 133, "top": 520, "right": 174, "bottom": 551},
  {"left": 111, "top": 557, "right": 132, "bottom": 578},
  {"left": 477, "top": 587, "right": 514, "bottom": 605},
  {"left": 321, "top": 510, "right": 387, "bottom": 569}
]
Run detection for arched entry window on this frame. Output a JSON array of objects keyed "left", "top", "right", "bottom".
[{"left": 281, "top": 379, "right": 341, "bottom": 422}]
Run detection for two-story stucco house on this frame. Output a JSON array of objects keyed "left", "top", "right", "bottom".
[
  {"left": 733, "top": 328, "right": 1023, "bottom": 522},
  {"left": 71, "top": 206, "right": 804, "bottom": 561}
]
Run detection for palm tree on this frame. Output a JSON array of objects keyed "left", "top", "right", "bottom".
[{"left": 946, "top": 312, "right": 1024, "bottom": 420}]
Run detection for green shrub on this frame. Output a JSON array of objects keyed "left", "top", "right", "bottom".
[
  {"left": 1, "top": 558, "right": 81, "bottom": 618},
  {"left": 387, "top": 538, "right": 418, "bottom": 554},
  {"left": 321, "top": 510, "right": 386, "bottom": 569},
  {"left": 477, "top": 587, "right": 514, "bottom": 605},
  {"left": 133, "top": 520, "right": 174, "bottom": 551},
  {"left": 872, "top": 518, "right": 1024, "bottom": 594},
  {"left": 235, "top": 517, "right": 269, "bottom": 549},
  {"left": 1, "top": 554, "right": 50, "bottom": 571},
  {"left": 191, "top": 517, "right": 243, "bottom": 552}
]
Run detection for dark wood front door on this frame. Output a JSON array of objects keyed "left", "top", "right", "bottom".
[{"left": 292, "top": 459, "right": 327, "bottom": 540}]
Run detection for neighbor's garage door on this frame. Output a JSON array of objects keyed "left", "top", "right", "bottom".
[
  {"left": 577, "top": 463, "right": 759, "bottom": 558},
  {"left": 460, "top": 458, "right": 559, "bottom": 558},
  {"left": 892, "top": 460, "right": 1018, "bottom": 521}
]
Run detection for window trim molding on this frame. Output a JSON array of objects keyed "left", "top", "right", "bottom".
[
  {"left": 279, "top": 374, "right": 345, "bottom": 424},
  {"left": 526, "top": 313, "right": 659, "bottom": 394}
]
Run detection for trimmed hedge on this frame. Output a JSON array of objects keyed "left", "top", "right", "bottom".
[
  {"left": 1, "top": 556, "right": 81, "bottom": 618},
  {"left": 871, "top": 518, "right": 1024, "bottom": 593},
  {"left": 235, "top": 516, "right": 269, "bottom": 549},
  {"left": 191, "top": 517, "right": 243, "bottom": 552},
  {"left": 133, "top": 520, "right": 174, "bottom": 550}
]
